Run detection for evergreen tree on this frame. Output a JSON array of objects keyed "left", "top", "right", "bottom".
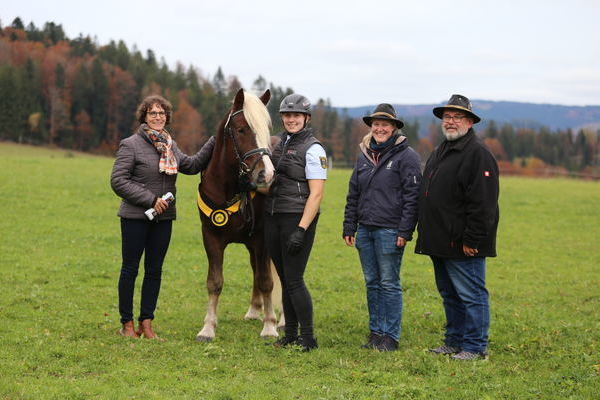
[
  {"left": 91, "top": 58, "right": 109, "bottom": 143},
  {"left": 11, "top": 17, "right": 25, "bottom": 30}
]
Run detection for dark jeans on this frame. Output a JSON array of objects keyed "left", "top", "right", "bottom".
[
  {"left": 265, "top": 213, "right": 318, "bottom": 338},
  {"left": 355, "top": 226, "right": 404, "bottom": 342},
  {"left": 118, "top": 218, "right": 172, "bottom": 324},
  {"left": 432, "top": 256, "right": 490, "bottom": 354}
]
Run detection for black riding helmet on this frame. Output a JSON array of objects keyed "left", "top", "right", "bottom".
[{"left": 279, "top": 94, "right": 311, "bottom": 116}]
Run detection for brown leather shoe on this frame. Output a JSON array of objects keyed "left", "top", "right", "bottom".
[
  {"left": 138, "top": 319, "right": 164, "bottom": 340},
  {"left": 118, "top": 321, "right": 139, "bottom": 338}
]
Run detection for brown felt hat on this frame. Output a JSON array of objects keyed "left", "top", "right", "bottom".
[
  {"left": 362, "top": 103, "right": 404, "bottom": 129},
  {"left": 433, "top": 94, "right": 481, "bottom": 124}
]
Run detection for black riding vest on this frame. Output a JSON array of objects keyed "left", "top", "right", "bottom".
[{"left": 266, "top": 128, "right": 322, "bottom": 215}]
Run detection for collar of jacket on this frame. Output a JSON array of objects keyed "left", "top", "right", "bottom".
[
  {"left": 136, "top": 124, "right": 155, "bottom": 147},
  {"left": 359, "top": 133, "right": 406, "bottom": 163},
  {"left": 443, "top": 128, "right": 475, "bottom": 151},
  {"left": 280, "top": 127, "right": 314, "bottom": 145}
]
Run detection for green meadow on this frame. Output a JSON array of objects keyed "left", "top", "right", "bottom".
[{"left": 1, "top": 142, "right": 598, "bottom": 399}]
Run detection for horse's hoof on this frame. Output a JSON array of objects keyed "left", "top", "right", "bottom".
[{"left": 195, "top": 335, "right": 213, "bottom": 343}]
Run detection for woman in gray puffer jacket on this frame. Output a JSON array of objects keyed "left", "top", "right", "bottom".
[{"left": 110, "top": 95, "right": 214, "bottom": 339}]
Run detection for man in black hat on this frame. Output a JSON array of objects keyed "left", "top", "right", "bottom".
[{"left": 415, "top": 94, "right": 499, "bottom": 361}]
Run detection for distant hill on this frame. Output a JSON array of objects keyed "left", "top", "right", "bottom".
[{"left": 337, "top": 100, "right": 600, "bottom": 135}]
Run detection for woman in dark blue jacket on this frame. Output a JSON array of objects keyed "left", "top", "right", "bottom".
[{"left": 343, "top": 103, "right": 421, "bottom": 351}]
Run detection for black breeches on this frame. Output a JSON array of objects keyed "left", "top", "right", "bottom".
[{"left": 265, "top": 213, "right": 318, "bottom": 337}]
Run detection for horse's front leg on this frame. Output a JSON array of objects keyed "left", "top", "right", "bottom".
[
  {"left": 196, "top": 233, "right": 225, "bottom": 342},
  {"left": 244, "top": 253, "right": 263, "bottom": 321},
  {"left": 248, "top": 241, "right": 278, "bottom": 338}
]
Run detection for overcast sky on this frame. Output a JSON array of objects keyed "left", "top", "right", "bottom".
[{"left": 3, "top": 0, "right": 600, "bottom": 107}]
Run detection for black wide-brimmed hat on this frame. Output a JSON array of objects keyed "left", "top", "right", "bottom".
[
  {"left": 362, "top": 103, "right": 404, "bottom": 129},
  {"left": 433, "top": 94, "right": 481, "bottom": 124}
]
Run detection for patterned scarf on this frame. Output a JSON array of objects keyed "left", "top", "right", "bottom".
[{"left": 142, "top": 124, "right": 178, "bottom": 175}]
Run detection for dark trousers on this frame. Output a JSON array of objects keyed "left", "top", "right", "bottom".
[
  {"left": 431, "top": 256, "right": 489, "bottom": 354},
  {"left": 118, "top": 218, "right": 172, "bottom": 324},
  {"left": 265, "top": 213, "right": 318, "bottom": 338}
]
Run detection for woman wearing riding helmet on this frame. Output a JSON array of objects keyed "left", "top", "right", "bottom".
[{"left": 265, "top": 93, "right": 327, "bottom": 352}]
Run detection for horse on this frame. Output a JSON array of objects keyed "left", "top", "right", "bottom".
[{"left": 195, "top": 88, "right": 281, "bottom": 342}]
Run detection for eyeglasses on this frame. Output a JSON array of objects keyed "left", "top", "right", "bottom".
[
  {"left": 147, "top": 111, "right": 166, "bottom": 118},
  {"left": 442, "top": 114, "right": 467, "bottom": 122}
]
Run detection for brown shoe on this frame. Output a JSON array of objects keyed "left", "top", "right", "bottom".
[
  {"left": 118, "top": 321, "right": 139, "bottom": 338},
  {"left": 138, "top": 319, "right": 164, "bottom": 341}
]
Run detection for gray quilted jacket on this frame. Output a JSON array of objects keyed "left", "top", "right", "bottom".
[{"left": 110, "top": 126, "right": 215, "bottom": 220}]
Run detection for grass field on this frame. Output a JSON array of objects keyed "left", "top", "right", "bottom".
[{"left": 1, "top": 141, "right": 598, "bottom": 399}]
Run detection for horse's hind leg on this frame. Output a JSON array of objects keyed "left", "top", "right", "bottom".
[
  {"left": 270, "top": 260, "right": 285, "bottom": 328},
  {"left": 196, "top": 236, "right": 225, "bottom": 342}
]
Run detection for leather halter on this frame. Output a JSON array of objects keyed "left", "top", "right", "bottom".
[{"left": 224, "top": 109, "right": 271, "bottom": 177}]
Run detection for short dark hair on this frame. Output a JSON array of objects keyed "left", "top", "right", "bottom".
[{"left": 136, "top": 95, "right": 173, "bottom": 125}]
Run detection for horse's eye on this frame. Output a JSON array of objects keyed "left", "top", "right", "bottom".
[{"left": 237, "top": 128, "right": 245, "bottom": 134}]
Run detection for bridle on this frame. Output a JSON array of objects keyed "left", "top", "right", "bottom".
[{"left": 224, "top": 109, "right": 271, "bottom": 179}]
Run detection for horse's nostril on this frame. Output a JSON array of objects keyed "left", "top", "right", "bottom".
[{"left": 257, "top": 171, "right": 266, "bottom": 183}]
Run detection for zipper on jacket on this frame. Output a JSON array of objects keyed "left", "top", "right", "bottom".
[
  {"left": 297, "top": 182, "right": 302, "bottom": 197},
  {"left": 425, "top": 168, "right": 438, "bottom": 198}
]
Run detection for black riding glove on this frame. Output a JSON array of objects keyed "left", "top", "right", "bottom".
[
  {"left": 238, "top": 175, "right": 257, "bottom": 192},
  {"left": 287, "top": 226, "right": 306, "bottom": 255}
]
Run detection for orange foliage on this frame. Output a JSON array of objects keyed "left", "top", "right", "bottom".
[
  {"left": 106, "top": 66, "right": 137, "bottom": 145},
  {"left": 171, "top": 91, "right": 205, "bottom": 153},
  {"left": 484, "top": 138, "right": 507, "bottom": 160},
  {"left": 417, "top": 137, "right": 434, "bottom": 158},
  {"left": 74, "top": 110, "right": 93, "bottom": 150}
]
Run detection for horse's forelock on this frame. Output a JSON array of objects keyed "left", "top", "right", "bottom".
[{"left": 242, "top": 91, "right": 272, "bottom": 149}]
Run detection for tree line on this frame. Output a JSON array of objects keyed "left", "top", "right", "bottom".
[{"left": 0, "top": 18, "right": 597, "bottom": 176}]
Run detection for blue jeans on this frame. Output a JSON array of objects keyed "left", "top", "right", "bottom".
[
  {"left": 432, "top": 256, "right": 490, "bottom": 354},
  {"left": 355, "top": 226, "right": 404, "bottom": 342}
]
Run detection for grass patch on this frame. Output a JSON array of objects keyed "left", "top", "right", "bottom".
[{"left": 1, "top": 142, "right": 598, "bottom": 399}]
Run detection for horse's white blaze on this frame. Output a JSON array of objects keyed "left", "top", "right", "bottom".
[{"left": 262, "top": 155, "right": 275, "bottom": 183}]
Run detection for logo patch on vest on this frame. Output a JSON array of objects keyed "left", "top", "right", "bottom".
[
  {"left": 320, "top": 156, "right": 328, "bottom": 169},
  {"left": 386, "top": 161, "right": 393, "bottom": 169},
  {"left": 286, "top": 149, "right": 297, "bottom": 155}
]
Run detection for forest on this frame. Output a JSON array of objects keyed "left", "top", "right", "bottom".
[{"left": 0, "top": 17, "right": 598, "bottom": 177}]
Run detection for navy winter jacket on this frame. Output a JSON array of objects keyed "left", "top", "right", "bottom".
[{"left": 343, "top": 134, "right": 422, "bottom": 240}]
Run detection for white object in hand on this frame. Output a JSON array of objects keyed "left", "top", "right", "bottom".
[{"left": 145, "top": 192, "right": 174, "bottom": 220}]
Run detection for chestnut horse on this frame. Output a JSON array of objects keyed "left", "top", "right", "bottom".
[{"left": 196, "top": 89, "right": 280, "bottom": 342}]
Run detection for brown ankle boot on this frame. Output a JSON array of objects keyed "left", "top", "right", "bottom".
[
  {"left": 118, "top": 321, "right": 139, "bottom": 338},
  {"left": 138, "top": 319, "right": 163, "bottom": 340}
]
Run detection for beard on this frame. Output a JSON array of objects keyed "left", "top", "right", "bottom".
[{"left": 442, "top": 126, "right": 469, "bottom": 141}]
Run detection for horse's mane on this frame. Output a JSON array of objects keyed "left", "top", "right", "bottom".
[{"left": 243, "top": 91, "right": 272, "bottom": 149}]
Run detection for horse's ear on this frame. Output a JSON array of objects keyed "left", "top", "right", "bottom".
[
  {"left": 259, "top": 89, "right": 271, "bottom": 105},
  {"left": 233, "top": 88, "right": 245, "bottom": 110}
]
